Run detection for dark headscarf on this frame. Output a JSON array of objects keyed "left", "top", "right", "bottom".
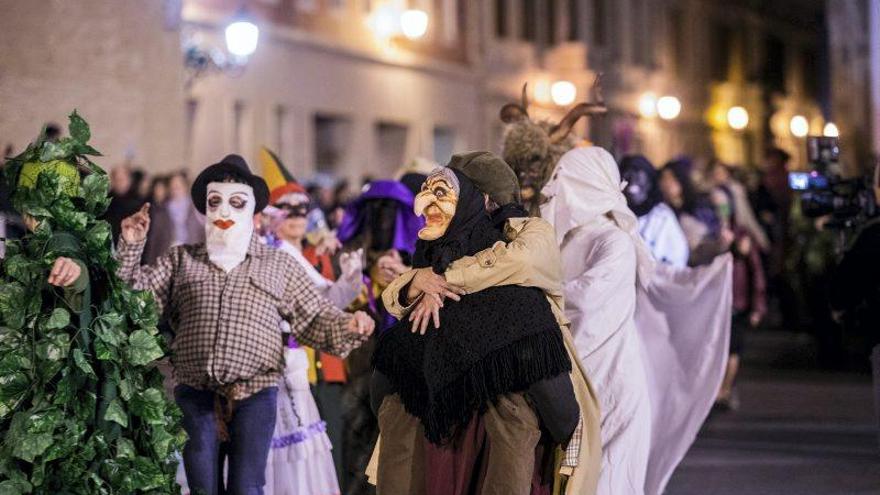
[
  {"left": 412, "top": 169, "right": 504, "bottom": 274},
  {"left": 373, "top": 171, "right": 570, "bottom": 445},
  {"left": 620, "top": 155, "right": 661, "bottom": 217}
]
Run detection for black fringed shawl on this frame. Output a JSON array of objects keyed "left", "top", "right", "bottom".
[{"left": 372, "top": 169, "right": 571, "bottom": 444}]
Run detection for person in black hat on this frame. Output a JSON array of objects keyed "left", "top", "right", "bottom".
[{"left": 116, "top": 154, "right": 375, "bottom": 495}]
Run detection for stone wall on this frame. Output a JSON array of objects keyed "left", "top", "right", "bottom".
[{"left": 0, "top": 0, "right": 185, "bottom": 174}]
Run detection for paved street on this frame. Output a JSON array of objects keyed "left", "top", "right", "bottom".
[{"left": 666, "top": 331, "right": 880, "bottom": 495}]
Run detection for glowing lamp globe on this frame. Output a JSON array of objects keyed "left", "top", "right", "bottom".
[
  {"left": 401, "top": 9, "right": 429, "bottom": 39},
  {"left": 550, "top": 81, "right": 577, "bottom": 106},
  {"left": 657, "top": 96, "right": 682, "bottom": 120},
  {"left": 225, "top": 20, "right": 259, "bottom": 58},
  {"left": 727, "top": 106, "right": 749, "bottom": 130},
  {"left": 790, "top": 115, "right": 809, "bottom": 138},
  {"left": 823, "top": 122, "right": 839, "bottom": 137},
  {"left": 638, "top": 93, "right": 657, "bottom": 118}
]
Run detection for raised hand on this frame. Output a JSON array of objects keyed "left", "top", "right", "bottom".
[
  {"left": 48, "top": 257, "right": 82, "bottom": 287},
  {"left": 121, "top": 203, "right": 151, "bottom": 243},
  {"left": 339, "top": 248, "right": 364, "bottom": 282},
  {"left": 347, "top": 310, "right": 376, "bottom": 336}
]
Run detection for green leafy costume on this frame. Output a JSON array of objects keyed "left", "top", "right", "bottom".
[{"left": 0, "top": 112, "right": 184, "bottom": 494}]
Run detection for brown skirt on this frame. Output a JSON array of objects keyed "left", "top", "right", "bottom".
[{"left": 377, "top": 394, "right": 552, "bottom": 495}]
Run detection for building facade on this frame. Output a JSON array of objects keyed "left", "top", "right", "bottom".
[{"left": 1, "top": 0, "right": 869, "bottom": 180}]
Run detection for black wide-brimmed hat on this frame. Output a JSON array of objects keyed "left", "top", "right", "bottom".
[{"left": 191, "top": 154, "right": 270, "bottom": 214}]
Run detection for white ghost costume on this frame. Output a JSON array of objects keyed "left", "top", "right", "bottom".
[
  {"left": 637, "top": 203, "right": 690, "bottom": 268},
  {"left": 541, "top": 147, "right": 654, "bottom": 495},
  {"left": 542, "top": 147, "right": 731, "bottom": 495}
]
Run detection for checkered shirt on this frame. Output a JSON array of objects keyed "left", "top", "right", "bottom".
[
  {"left": 563, "top": 416, "right": 583, "bottom": 469},
  {"left": 117, "top": 234, "right": 364, "bottom": 400}
]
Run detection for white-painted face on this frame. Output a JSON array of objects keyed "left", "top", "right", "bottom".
[{"left": 205, "top": 181, "right": 256, "bottom": 272}]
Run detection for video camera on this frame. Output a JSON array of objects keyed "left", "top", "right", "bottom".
[{"left": 788, "top": 137, "right": 877, "bottom": 228}]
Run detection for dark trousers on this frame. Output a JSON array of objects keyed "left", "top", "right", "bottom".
[{"left": 175, "top": 385, "right": 278, "bottom": 495}]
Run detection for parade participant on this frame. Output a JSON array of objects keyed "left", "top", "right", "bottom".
[
  {"left": 115, "top": 153, "right": 375, "bottom": 495},
  {"left": 263, "top": 173, "right": 365, "bottom": 490},
  {"left": 0, "top": 112, "right": 183, "bottom": 493},
  {"left": 336, "top": 178, "right": 422, "bottom": 494},
  {"left": 370, "top": 151, "right": 602, "bottom": 495},
  {"left": 371, "top": 164, "right": 581, "bottom": 495},
  {"left": 498, "top": 88, "right": 731, "bottom": 495},
  {"left": 540, "top": 147, "right": 654, "bottom": 494},
  {"left": 619, "top": 155, "right": 689, "bottom": 267}
]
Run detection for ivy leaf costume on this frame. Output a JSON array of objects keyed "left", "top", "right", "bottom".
[{"left": 0, "top": 111, "right": 184, "bottom": 494}]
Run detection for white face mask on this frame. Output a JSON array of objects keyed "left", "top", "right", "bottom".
[{"left": 205, "top": 182, "right": 256, "bottom": 272}]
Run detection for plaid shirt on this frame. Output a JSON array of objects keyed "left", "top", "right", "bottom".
[{"left": 117, "top": 234, "right": 365, "bottom": 400}]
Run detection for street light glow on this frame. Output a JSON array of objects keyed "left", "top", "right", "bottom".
[
  {"left": 790, "top": 115, "right": 809, "bottom": 138},
  {"left": 225, "top": 20, "right": 259, "bottom": 58},
  {"left": 823, "top": 122, "right": 840, "bottom": 137},
  {"left": 638, "top": 92, "right": 657, "bottom": 118},
  {"left": 368, "top": 5, "right": 400, "bottom": 39},
  {"left": 401, "top": 9, "right": 429, "bottom": 39},
  {"left": 657, "top": 96, "right": 682, "bottom": 120},
  {"left": 727, "top": 106, "right": 749, "bottom": 130},
  {"left": 550, "top": 81, "right": 577, "bottom": 106}
]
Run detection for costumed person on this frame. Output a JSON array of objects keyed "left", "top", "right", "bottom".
[
  {"left": 260, "top": 146, "right": 364, "bottom": 491},
  {"left": 115, "top": 153, "right": 375, "bottom": 495},
  {"left": 540, "top": 147, "right": 654, "bottom": 494},
  {"left": 499, "top": 80, "right": 733, "bottom": 493},
  {"left": 710, "top": 187, "right": 766, "bottom": 411},
  {"left": 370, "top": 163, "right": 583, "bottom": 495},
  {"left": 0, "top": 112, "right": 183, "bottom": 493},
  {"left": 336, "top": 179, "right": 422, "bottom": 495},
  {"left": 619, "top": 155, "right": 689, "bottom": 267},
  {"left": 659, "top": 159, "right": 731, "bottom": 266},
  {"left": 369, "top": 151, "right": 602, "bottom": 495},
  {"left": 394, "top": 156, "right": 438, "bottom": 197}
]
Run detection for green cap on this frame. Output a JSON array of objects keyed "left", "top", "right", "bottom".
[
  {"left": 18, "top": 159, "right": 81, "bottom": 197},
  {"left": 447, "top": 151, "right": 521, "bottom": 206}
]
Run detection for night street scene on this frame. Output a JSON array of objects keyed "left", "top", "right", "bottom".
[{"left": 0, "top": 1, "right": 878, "bottom": 494}]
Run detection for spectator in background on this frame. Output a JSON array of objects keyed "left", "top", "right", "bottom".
[
  {"left": 660, "top": 159, "right": 732, "bottom": 266},
  {"left": 705, "top": 160, "right": 770, "bottom": 253},
  {"left": 712, "top": 186, "right": 766, "bottom": 410},
  {"left": 147, "top": 175, "right": 169, "bottom": 205},
  {"left": 143, "top": 171, "right": 203, "bottom": 264},
  {"left": 44, "top": 123, "right": 61, "bottom": 142},
  {"left": 105, "top": 165, "right": 145, "bottom": 242}
]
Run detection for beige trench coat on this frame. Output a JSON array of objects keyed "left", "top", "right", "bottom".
[{"left": 366, "top": 217, "right": 601, "bottom": 495}]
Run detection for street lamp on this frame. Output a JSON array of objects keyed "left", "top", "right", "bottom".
[
  {"left": 657, "top": 96, "right": 681, "bottom": 120},
  {"left": 638, "top": 92, "right": 657, "bottom": 118},
  {"left": 727, "top": 106, "right": 749, "bottom": 130},
  {"left": 401, "top": 9, "right": 429, "bottom": 39},
  {"left": 823, "top": 122, "right": 840, "bottom": 137},
  {"left": 790, "top": 115, "right": 809, "bottom": 138},
  {"left": 551, "top": 81, "right": 577, "bottom": 106},
  {"left": 225, "top": 19, "right": 260, "bottom": 58}
]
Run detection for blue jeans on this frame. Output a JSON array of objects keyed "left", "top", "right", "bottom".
[{"left": 175, "top": 385, "right": 278, "bottom": 495}]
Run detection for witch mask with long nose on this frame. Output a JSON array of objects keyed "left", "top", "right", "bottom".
[{"left": 414, "top": 168, "right": 460, "bottom": 241}]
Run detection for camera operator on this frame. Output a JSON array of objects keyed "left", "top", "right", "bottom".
[{"left": 829, "top": 160, "right": 880, "bottom": 364}]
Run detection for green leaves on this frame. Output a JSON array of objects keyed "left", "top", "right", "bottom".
[
  {"left": 72, "top": 348, "right": 96, "bottom": 377},
  {"left": 45, "top": 308, "right": 70, "bottom": 330},
  {"left": 130, "top": 388, "right": 166, "bottom": 425},
  {"left": 125, "top": 330, "right": 164, "bottom": 367},
  {"left": 68, "top": 110, "right": 90, "bottom": 144},
  {"left": 103, "top": 399, "right": 128, "bottom": 427},
  {"left": 0, "top": 111, "right": 183, "bottom": 493}
]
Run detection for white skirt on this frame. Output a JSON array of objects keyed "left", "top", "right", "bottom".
[{"left": 176, "top": 348, "right": 340, "bottom": 495}]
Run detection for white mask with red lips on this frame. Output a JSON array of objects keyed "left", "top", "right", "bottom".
[{"left": 205, "top": 182, "right": 256, "bottom": 272}]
